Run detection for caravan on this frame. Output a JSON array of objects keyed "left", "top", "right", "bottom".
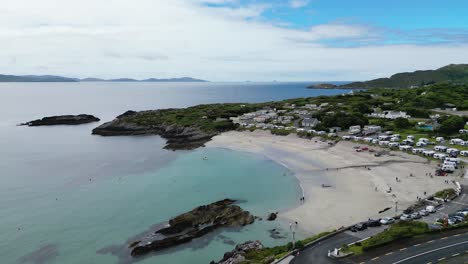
[
  {"left": 445, "top": 157, "right": 461, "bottom": 164},
  {"left": 434, "top": 153, "right": 447, "bottom": 160},
  {"left": 416, "top": 141, "right": 427, "bottom": 147},
  {"left": 461, "top": 151, "right": 468, "bottom": 157},
  {"left": 399, "top": 145, "right": 412, "bottom": 151},
  {"left": 450, "top": 139, "right": 463, "bottom": 145},
  {"left": 441, "top": 164, "right": 456, "bottom": 172},
  {"left": 434, "top": 146, "right": 447, "bottom": 152},
  {"left": 423, "top": 150, "right": 435, "bottom": 157}
]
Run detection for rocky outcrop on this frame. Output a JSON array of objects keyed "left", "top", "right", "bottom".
[
  {"left": 211, "top": 240, "right": 264, "bottom": 264},
  {"left": 92, "top": 110, "right": 218, "bottom": 150},
  {"left": 20, "top": 114, "right": 100, "bottom": 126},
  {"left": 128, "top": 199, "right": 254, "bottom": 257},
  {"left": 267, "top": 212, "right": 277, "bottom": 221}
]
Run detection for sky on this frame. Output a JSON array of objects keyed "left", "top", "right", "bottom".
[{"left": 0, "top": 0, "right": 468, "bottom": 81}]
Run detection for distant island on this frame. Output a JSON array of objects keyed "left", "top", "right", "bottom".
[
  {"left": 307, "top": 64, "right": 468, "bottom": 89},
  {"left": 0, "top": 74, "right": 208, "bottom": 82},
  {"left": 306, "top": 83, "right": 340, "bottom": 89}
]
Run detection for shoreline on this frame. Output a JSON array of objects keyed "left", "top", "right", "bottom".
[{"left": 207, "top": 130, "right": 456, "bottom": 235}]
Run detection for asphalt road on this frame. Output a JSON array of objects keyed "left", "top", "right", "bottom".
[
  {"left": 290, "top": 232, "right": 361, "bottom": 264},
  {"left": 289, "top": 184, "right": 468, "bottom": 264},
  {"left": 356, "top": 231, "right": 468, "bottom": 264}
]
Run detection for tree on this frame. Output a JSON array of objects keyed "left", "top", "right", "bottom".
[
  {"left": 438, "top": 116, "right": 464, "bottom": 134},
  {"left": 352, "top": 102, "right": 372, "bottom": 114},
  {"left": 394, "top": 117, "right": 412, "bottom": 129}
]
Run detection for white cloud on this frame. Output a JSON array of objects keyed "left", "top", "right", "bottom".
[
  {"left": 0, "top": 0, "right": 467, "bottom": 81},
  {"left": 289, "top": 0, "right": 309, "bottom": 8}
]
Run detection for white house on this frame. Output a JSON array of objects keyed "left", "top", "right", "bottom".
[
  {"left": 301, "top": 118, "right": 319, "bottom": 128},
  {"left": 370, "top": 111, "right": 410, "bottom": 119}
]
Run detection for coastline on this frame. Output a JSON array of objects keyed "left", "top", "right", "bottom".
[{"left": 206, "top": 130, "right": 455, "bottom": 235}]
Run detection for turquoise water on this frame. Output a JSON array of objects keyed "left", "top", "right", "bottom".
[
  {"left": 0, "top": 82, "right": 345, "bottom": 264},
  {"left": 1, "top": 147, "right": 301, "bottom": 264}
]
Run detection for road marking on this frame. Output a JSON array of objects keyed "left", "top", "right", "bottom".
[
  {"left": 426, "top": 262, "right": 432, "bottom": 264},
  {"left": 391, "top": 240, "right": 468, "bottom": 264},
  {"left": 427, "top": 240, "right": 434, "bottom": 243},
  {"left": 359, "top": 262, "right": 365, "bottom": 264},
  {"left": 438, "top": 258, "right": 445, "bottom": 261},
  {"left": 386, "top": 252, "right": 394, "bottom": 256},
  {"left": 414, "top": 243, "right": 421, "bottom": 247},
  {"left": 452, "top": 253, "right": 460, "bottom": 257},
  {"left": 372, "top": 257, "right": 380, "bottom": 261},
  {"left": 441, "top": 237, "right": 448, "bottom": 240},
  {"left": 400, "top": 247, "right": 407, "bottom": 251},
  {"left": 454, "top": 234, "right": 461, "bottom": 237}
]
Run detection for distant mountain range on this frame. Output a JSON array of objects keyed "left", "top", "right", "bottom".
[
  {"left": 341, "top": 64, "right": 468, "bottom": 88},
  {"left": 0, "top": 74, "right": 208, "bottom": 82}
]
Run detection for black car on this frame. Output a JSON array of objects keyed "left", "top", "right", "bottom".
[
  {"left": 366, "top": 219, "right": 382, "bottom": 227},
  {"left": 350, "top": 222, "right": 368, "bottom": 232}
]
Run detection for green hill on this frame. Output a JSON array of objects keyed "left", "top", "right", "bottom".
[{"left": 342, "top": 64, "right": 468, "bottom": 88}]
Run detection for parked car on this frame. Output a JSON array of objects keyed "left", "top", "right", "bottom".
[
  {"left": 411, "top": 212, "right": 422, "bottom": 219},
  {"left": 457, "top": 210, "right": 468, "bottom": 216},
  {"left": 400, "top": 214, "right": 412, "bottom": 221},
  {"left": 426, "top": 206, "right": 436, "bottom": 213},
  {"left": 419, "top": 209, "right": 429, "bottom": 216},
  {"left": 380, "top": 217, "right": 395, "bottom": 225},
  {"left": 366, "top": 218, "right": 382, "bottom": 227},
  {"left": 350, "top": 222, "right": 368, "bottom": 232}
]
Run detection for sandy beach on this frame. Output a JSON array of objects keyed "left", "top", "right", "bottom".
[{"left": 207, "top": 130, "right": 458, "bottom": 235}]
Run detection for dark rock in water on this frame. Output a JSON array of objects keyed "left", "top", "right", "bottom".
[
  {"left": 211, "top": 240, "right": 263, "bottom": 264},
  {"left": 20, "top": 114, "right": 100, "bottom": 126},
  {"left": 268, "top": 228, "right": 286, "bottom": 239},
  {"left": 128, "top": 199, "right": 254, "bottom": 257},
  {"left": 92, "top": 109, "right": 217, "bottom": 150},
  {"left": 267, "top": 212, "right": 277, "bottom": 221}
]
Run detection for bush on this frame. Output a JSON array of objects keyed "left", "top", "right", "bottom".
[
  {"left": 438, "top": 116, "right": 464, "bottom": 134},
  {"left": 294, "top": 241, "right": 304, "bottom": 250},
  {"left": 394, "top": 117, "right": 412, "bottom": 129}
]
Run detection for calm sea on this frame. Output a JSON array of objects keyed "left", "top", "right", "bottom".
[{"left": 0, "top": 82, "right": 349, "bottom": 264}]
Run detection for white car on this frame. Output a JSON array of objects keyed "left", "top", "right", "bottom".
[
  {"left": 400, "top": 214, "right": 412, "bottom": 221},
  {"left": 419, "top": 209, "right": 429, "bottom": 216},
  {"left": 380, "top": 217, "right": 395, "bottom": 225},
  {"left": 426, "top": 206, "right": 436, "bottom": 213}
]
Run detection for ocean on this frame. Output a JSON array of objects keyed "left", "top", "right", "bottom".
[{"left": 0, "top": 82, "right": 349, "bottom": 264}]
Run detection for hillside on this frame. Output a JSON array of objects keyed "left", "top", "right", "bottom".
[
  {"left": 341, "top": 64, "right": 468, "bottom": 88},
  {"left": 0, "top": 74, "right": 78, "bottom": 82},
  {"left": 0, "top": 74, "right": 208, "bottom": 82}
]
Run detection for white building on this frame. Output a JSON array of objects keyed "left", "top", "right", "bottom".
[
  {"left": 302, "top": 118, "right": 319, "bottom": 128},
  {"left": 370, "top": 111, "right": 410, "bottom": 119}
]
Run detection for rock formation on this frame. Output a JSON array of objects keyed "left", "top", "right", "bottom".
[
  {"left": 92, "top": 110, "right": 217, "bottom": 150},
  {"left": 20, "top": 114, "right": 100, "bottom": 126},
  {"left": 210, "top": 240, "right": 264, "bottom": 264},
  {"left": 128, "top": 199, "right": 254, "bottom": 257}
]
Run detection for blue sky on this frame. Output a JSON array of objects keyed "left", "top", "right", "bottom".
[
  {"left": 1, "top": 0, "right": 468, "bottom": 81},
  {"left": 204, "top": 0, "right": 468, "bottom": 46}
]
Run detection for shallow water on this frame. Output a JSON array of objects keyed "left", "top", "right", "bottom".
[{"left": 0, "top": 82, "right": 348, "bottom": 263}]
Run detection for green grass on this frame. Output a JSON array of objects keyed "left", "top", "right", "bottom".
[
  {"left": 241, "top": 231, "right": 334, "bottom": 263},
  {"left": 343, "top": 221, "right": 429, "bottom": 255},
  {"left": 434, "top": 188, "right": 457, "bottom": 199}
]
